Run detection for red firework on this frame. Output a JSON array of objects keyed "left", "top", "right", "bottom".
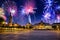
[{"left": 24, "top": 0, "right": 35, "bottom": 14}]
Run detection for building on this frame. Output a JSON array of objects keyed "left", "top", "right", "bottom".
[
  {"left": 44, "top": 23, "right": 53, "bottom": 30},
  {"left": 52, "top": 23, "right": 60, "bottom": 30},
  {"left": 33, "top": 21, "right": 45, "bottom": 29},
  {"left": 33, "top": 21, "right": 53, "bottom": 30},
  {"left": 24, "top": 23, "right": 32, "bottom": 29}
]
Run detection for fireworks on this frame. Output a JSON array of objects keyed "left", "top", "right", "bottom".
[
  {"left": 43, "top": 0, "right": 56, "bottom": 23},
  {"left": 22, "top": 0, "right": 36, "bottom": 15},
  {"left": 55, "top": 5, "right": 60, "bottom": 23},
  {"left": 4, "top": 1, "right": 17, "bottom": 16},
  {"left": 44, "top": 12, "right": 51, "bottom": 19},
  {"left": 0, "top": 0, "right": 60, "bottom": 25},
  {"left": 9, "top": 8, "right": 16, "bottom": 16},
  {"left": 24, "top": 6, "right": 35, "bottom": 14},
  {"left": 21, "top": 0, "right": 36, "bottom": 23},
  {"left": 56, "top": 5, "right": 60, "bottom": 10},
  {"left": 10, "top": 9, "right": 15, "bottom": 14}
]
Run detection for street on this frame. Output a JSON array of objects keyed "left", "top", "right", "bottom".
[{"left": 0, "top": 30, "right": 60, "bottom": 40}]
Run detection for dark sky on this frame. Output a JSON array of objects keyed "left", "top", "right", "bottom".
[{"left": 0, "top": 0, "right": 60, "bottom": 25}]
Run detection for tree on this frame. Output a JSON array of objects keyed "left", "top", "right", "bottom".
[{"left": 0, "top": 17, "right": 4, "bottom": 23}]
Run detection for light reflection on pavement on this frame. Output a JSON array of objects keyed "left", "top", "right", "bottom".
[
  {"left": 0, "top": 28, "right": 33, "bottom": 34},
  {"left": 0, "top": 28, "right": 60, "bottom": 40}
]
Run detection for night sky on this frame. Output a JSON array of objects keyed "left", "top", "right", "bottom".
[{"left": 0, "top": 0, "right": 60, "bottom": 26}]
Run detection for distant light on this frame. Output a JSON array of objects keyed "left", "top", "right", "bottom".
[
  {"left": 2, "top": 22, "right": 5, "bottom": 24},
  {"left": 5, "top": 22, "right": 8, "bottom": 24},
  {"left": 14, "top": 24, "right": 18, "bottom": 26}
]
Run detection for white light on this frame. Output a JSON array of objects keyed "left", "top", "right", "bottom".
[
  {"left": 28, "top": 9, "right": 31, "bottom": 12},
  {"left": 26, "top": 9, "right": 33, "bottom": 13},
  {"left": 10, "top": 9, "right": 15, "bottom": 14},
  {"left": 28, "top": 15, "right": 31, "bottom": 23},
  {"left": 44, "top": 12, "right": 51, "bottom": 19},
  {"left": 21, "top": 9, "right": 25, "bottom": 14}
]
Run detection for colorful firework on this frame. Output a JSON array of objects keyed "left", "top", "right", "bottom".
[
  {"left": 43, "top": 0, "right": 56, "bottom": 24},
  {"left": 4, "top": 1, "right": 17, "bottom": 16},
  {"left": 44, "top": 12, "right": 51, "bottom": 19},
  {"left": 21, "top": 0, "right": 36, "bottom": 24},
  {"left": 24, "top": 0, "right": 35, "bottom": 14},
  {"left": 56, "top": 5, "right": 60, "bottom": 10}
]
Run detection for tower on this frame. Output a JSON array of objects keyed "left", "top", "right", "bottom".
[{"left": 8, "top": 13, "right": 12, "bottom": 26}]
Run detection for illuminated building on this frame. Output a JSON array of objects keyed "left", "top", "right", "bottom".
[
  {"left": 52, "top": 23, "right": 60, "bottom": 30},
  {"left": 44, "top": 23, "right": 53, "bottom": 29},
  {"left": 33, "top": 21, "right": 45, "bottom": 29},
  {"left": 33, "top": 21, "right": 53, "bottom": 30},
  {"left": 25, "top": 23, "right": 32, "bottom": 29}
]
